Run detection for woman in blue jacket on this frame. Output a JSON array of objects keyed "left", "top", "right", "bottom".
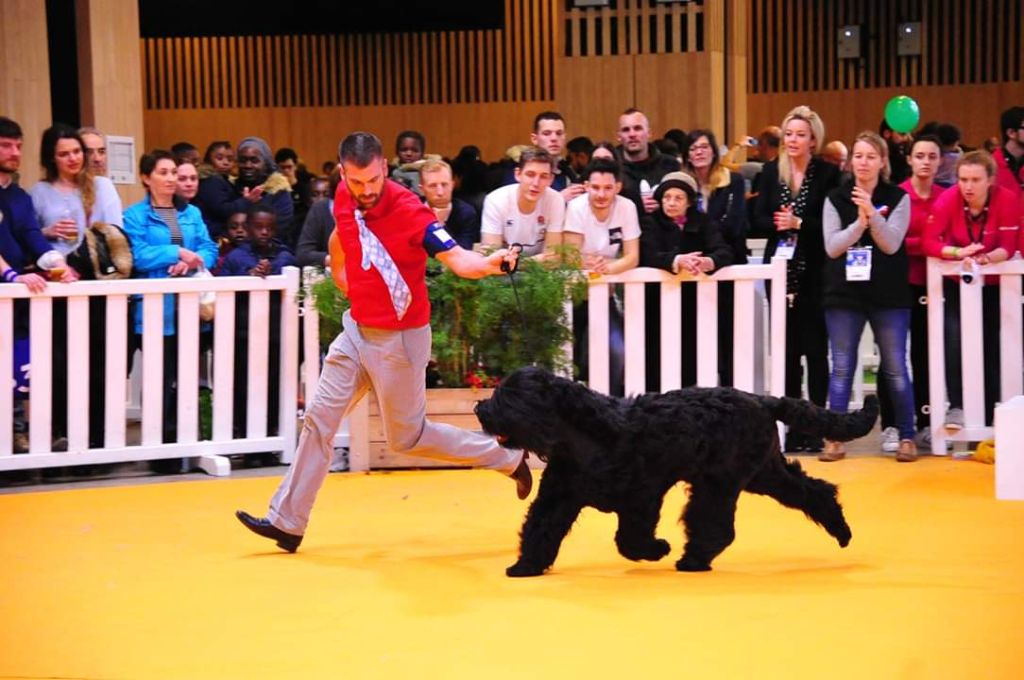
[{"left": 123, "top": 149, "right": 217, "bottom": 443}]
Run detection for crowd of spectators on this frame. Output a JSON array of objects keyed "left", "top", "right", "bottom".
[{"left": 2, "top": 102, "right": 1023, "bottom": 467}]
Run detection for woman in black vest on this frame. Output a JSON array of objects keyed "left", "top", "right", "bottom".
[
  {"left": 751, "top": 106, "right": 840, "bottom": 453},
  {"left": 819, "top": 132, "right": 915, "bottom": 462}
]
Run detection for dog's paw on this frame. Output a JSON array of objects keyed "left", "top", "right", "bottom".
[
  {"left": 675, "top": 555, "right": 712, "bottom": 572},
  {"left": 619, "top": 538, "right": 672, "bottom": 561},
  {"left": 506, "top": 561, "right": 546, "bottom": 577}
]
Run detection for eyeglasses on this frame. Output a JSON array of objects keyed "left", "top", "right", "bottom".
[{"left": 689, "top": 144, "right": 713, "bottom": 152}]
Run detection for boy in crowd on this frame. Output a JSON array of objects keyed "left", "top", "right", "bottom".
[{"left": 219, "top": 206, "right": 295, "bottom": 441}]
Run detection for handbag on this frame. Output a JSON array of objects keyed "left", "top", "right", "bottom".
[
  {"left": 68, "top": 222, "right": 133, "bottom": 280},
  {"left": 190, "top": 265, "right": 217, "bottom": 322}
]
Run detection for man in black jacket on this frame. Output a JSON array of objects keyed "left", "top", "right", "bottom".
[{"left": 616, "top": 108, "right": 681, "bottom": 216}]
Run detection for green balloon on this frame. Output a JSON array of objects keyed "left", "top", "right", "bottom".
[{"left": 884, "top": 96, "right": 920, "bottom": 134}]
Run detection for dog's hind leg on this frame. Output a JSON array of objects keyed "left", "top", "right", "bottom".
[
  {"left": 745, "top": 451, "right": 852, "bottom": 548},
  {"left": 676, "top": 479, "right": 741, "bottom": 572},
  {"left": 614, "top": 496, "right": 671, "bottom": 562},
  {"left": 507, "top": 473, "right": 583, "bottom": 577}
]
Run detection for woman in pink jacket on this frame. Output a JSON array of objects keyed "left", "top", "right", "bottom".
[{"left": 922, "top": 150, "right": 1020, "bottom": 427}]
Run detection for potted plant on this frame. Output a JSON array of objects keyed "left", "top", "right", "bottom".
[{"left": 307, "top": 258, "right": 583, "bottom": 468}]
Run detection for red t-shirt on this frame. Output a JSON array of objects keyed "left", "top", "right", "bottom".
[
  {"left": 922, "top": 184, "right": 1020, "bottom": 284},
  {"left": 333, "top": 179, "right": 436, "bottom": 329},
  {"left": 899, "top": 179, "right": 946, "bottom": 286}
]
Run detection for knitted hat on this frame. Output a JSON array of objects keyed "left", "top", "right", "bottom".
[{"left": 653, "top": 171, "right": 699, "bottom": 204}]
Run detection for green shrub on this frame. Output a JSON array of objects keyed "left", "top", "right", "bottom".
[{"left": 307, "top": 258, "right": 583, "bottom": 387}]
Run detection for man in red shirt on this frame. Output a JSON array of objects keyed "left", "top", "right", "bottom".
[
  {"left": 237, "top": 132, "right": 528, "bottom": 553},
  {"left": 993, "top": 106, "right": 1024, "bottom": 198}
]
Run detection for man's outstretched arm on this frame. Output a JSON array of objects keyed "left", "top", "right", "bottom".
[{"left": 436, "top": 245, "right": 518, "bottom": 279}]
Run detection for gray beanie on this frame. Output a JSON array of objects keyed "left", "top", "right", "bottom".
[{"left": 237, "top": 136, "right": 277, "bottom": 173}]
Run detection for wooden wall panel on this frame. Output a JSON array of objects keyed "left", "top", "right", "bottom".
[
  {"left": 749, "top": 0, "right": 1023, "bottom": 93},
  {"left": 141, "top": 0, "right": 553, "bottom": 110},
  {"left": 634, "top": 52, "right": 715, "bottom": 137},
  {"left": 143, "top": 101, "right": 555, "bottom": 170},
  {"left": 0, "top": 0, "right": 52, "bottom": 187},
  {"left": 748, "top": 82, "right": 1024, "bottom": 152},
  {"left": 76, "top": 0, "right": 146, "bottom": 205},
  {"left": 557, "top": 56, "right": 636, "bottom": 144}
]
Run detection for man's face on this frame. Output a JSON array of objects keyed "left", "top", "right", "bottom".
[
  {"left": 585, "top": 171, "right": 620, "bottom": 212},
  {"left": 341, "top": 157, "right": 388, "bottom": 211},
  {"left": 514, "top": 160, "right": 554, "bottom": 204},
  {"left": 0, "top": 136, "right": 22, "bottom": 174},
  {"left": 237, "top": 144, "right": 267, "bottom": 184},
  {"left": 531, "top": 118, "right": 566, "bottom": 157},
  {"left": 420, "top": 167, "right": 453, "bottom": 209},
  {"left": 617, "top": 112, "right": 650, "bottom": 155},
  {"left": 246, "top": 212, "right": 277, "bottom": 248},
  {"left": 81, "top": 132, "right": 107, "bottom": 175},
  {"left": 278, "top": 158, "right": 297, "bottom": 180},
  {"left": 310, "top": 179, "right": 331, "bottom": 201}
]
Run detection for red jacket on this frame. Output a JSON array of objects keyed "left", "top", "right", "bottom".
[
  {"left": 923, "top": 184, "right": 1020, "bottom": 284},
  {"left": 898, "top": 179, "right": 946, "bottom": 286},
  {"left": 993, "top": 147, "right": 1023, "bottom": 198},
  {"left": 333, "top": 180, "right": 435, "bottom": 329}
]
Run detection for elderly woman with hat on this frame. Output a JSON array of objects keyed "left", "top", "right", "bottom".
[
  {"left": 194, "top": 136, "right": 293, "bottom": 240},
  {"left": 640, "top": 171, "right": 733, "bottom": 389}
]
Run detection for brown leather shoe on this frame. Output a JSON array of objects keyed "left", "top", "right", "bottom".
[
  {"left": 510, "top": 455, "right": 533, "bottom": 500},
  {"left": 895, "top": 439, "right": 918, "bottom": 463},
  {"left": 818, "top": 440, "right": 846, "bottom": 462}
]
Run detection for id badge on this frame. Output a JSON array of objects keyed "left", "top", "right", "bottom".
[
  {"left": 775, "top": 234, "right": 797, "bottom": 260},
  {"left": 846, "top": 247, "right": 872, "bottom": 281}
]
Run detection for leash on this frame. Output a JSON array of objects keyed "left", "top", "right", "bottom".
[{"left": 500, "top": 243, "right": 532, "bottom": 355}]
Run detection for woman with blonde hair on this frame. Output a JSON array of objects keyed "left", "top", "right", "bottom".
[
  {"left": 751, "top": 105, "right": 840, "bottom": 452},
  {"left": 819, "top": 132, "right": 914, "bottom": 462}
]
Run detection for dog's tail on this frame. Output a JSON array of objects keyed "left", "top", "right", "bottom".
[{"left": 760, "top": 394, "right": 878, "bottom": 442}]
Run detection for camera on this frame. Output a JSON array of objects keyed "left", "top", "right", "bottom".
[{"left": 959, "top": 258, "right": 980, "bottom": 285}]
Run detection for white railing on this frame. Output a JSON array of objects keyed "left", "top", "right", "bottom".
[
  {"left": 585, "top": 257, "right": 788, "bottom": 396},
  {"left": 926, "top": 257, "right": 1024, "bottom": 454},
  {"left": 6, "top": 255, "right": 1014, "bottom": 476},
  {"left": 0, "top": 268, "right": 301, "bottom": 474}
]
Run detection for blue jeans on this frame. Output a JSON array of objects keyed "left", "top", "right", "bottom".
[{"left": 825, "top": 307, "right": 915, "bottom": 440}]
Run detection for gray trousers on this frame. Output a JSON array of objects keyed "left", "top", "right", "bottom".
[{"left": 268, "top": 311, "right": 520, "bottom": 534}]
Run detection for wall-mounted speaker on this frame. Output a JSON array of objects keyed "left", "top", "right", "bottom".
[
  {"left": 897, "top": 22, "right": 922, "bottom": 56},
  {"left": 837, "top": 25, "right": 861, "bottom": 59}
]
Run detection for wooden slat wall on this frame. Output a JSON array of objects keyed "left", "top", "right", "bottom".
[
  {"left": 747, "top": 0, "right": 1023, "bottom": 150},
  {"left": 142, "top": 0, "right": 554, "bottom": 110},
  {"left": 563, "top": 0, "right": 705, "bottom": 57},
  {"left": 749, "top": 0, "right": 1023, "bottom": 94}
]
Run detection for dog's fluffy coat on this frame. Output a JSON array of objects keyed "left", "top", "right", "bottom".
[{"left": 475, "top": 367, "right": 878, "bottom": 577}]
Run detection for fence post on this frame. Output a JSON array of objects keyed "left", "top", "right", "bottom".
[{"left": 995, "top": 395, "right": 1024, "bottom": 501}]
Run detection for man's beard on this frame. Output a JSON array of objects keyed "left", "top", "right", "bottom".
[{"left": 355, "top": 193, "right": 380, "bottom": 211}]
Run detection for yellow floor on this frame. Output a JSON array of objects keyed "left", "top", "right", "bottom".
[{"left": 1, "top": 457, "right": 1022, "bottom": 680}]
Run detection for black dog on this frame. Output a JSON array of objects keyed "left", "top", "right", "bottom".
[{"left": 475, "top": 367, "right": 878, "bottom": 577}]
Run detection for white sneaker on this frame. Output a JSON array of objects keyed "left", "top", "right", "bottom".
[
  {"left": 944, "top": 408, "right": 965, "bottom": 432},
  {"left": 880, "top": 426, "right": 900, "bottom": 453}
]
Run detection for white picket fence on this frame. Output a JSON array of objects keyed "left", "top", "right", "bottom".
[
  {"left": 0, "top": 268, "right": 300, "bottom": 474},
  {"left": 584, "top": 257, "right": 787, "bottom": 396},
  {"left": 926, "top": 257, "right": 1024, "bottom": 454},
  {"left": 3, "top": 256, "right": 1021, "bottom": 484}
]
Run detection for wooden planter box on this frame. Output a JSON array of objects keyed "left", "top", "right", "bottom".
[{"left": 348, "top": 387, "right": 494, "bottom": 470}]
